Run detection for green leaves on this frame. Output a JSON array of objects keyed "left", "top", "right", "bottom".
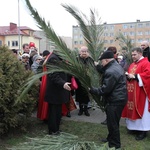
[
  {"left": 10, "top": 132, "right": 115, "bottom": 150},
  {"left": 115, "top": 32, "right": 134, "bottom": 64},
  {"left": 0, "top": 46, "right": 39, "bottom": 134}
]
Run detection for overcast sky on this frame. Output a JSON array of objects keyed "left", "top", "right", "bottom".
[{"left": 1, "top": 0, "right": 150, "bottom": 37}]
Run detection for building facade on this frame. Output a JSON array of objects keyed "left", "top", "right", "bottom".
[
  {"left": 0, "top": 23, "right": 72, "bottom": 55},
  {"left": 72, "top": 20, "right": 150, "bottom": 51},
  {"left": 34, "top": 30, "right": 72, "bottom": 53},
  {"left": 0, "top": 22, "right": 41, "bottom": 54}
]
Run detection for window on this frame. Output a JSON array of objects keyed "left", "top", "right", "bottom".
[
  {"left": 146, "top": 23, "right": 150, "bottom": 27},
  {"left": 12, "top": 41, "right": 18, "bottom": 47},
  {"left": 137, "top": 23, "right": 143, "bottom": 28},
  {"left": 130, "top": 32, "right": 134, "bottom": 36},
  {"left": 123, "top": 32, "right": 128, "bottom": 36},
  {"left": 138, "top": 31, "right": 143, "bottom": 35},
  {"left": 80, "top": 41, "right": 83, "bottom": 44},
  {"left": 138, "top": 39, "right": 143, "bottom": 43},
  {"left": 0, "top": 40, "right": 2, "bottom": 46},
  {"left": 74, "top": 41, "right": 78, "bottom": 45},
  {"left": 8, "top": 41, "right": 10, "bottom": 46},
  {"left": 130, "top": 24, "right": 135, "bottom": 28},
  {"left": 123, "top": 24, "right": 128, "bottom": 29},
  {"left": 110, "top": 25, "right": 114, "bottom": 30},
  {"left": 145, "top": 31, "right": 149, "bottom": 35},
  {"left": 104, "top": 40, "right": 108, "bottom": 43},
  {"left": 131, "top": 39, "right": 135, "bottom": 43},
  {"left": 110, "top": 33, "right": 114, "bottom": 37},
  {"left": 104, "top": 33, "right": 108, "bottom": 36},
  {"left": 110, "top": 40, "right": 113, "bottom": 43},
  {"left": 145, "top": 38, "right": 149, "bottom": 42},
  {"left": 104, "top": 26, "right": 108, "bottom": 30},
  {"left": 79, "top": 34, "right": 83, "bottom": 39},
  {"left": 74, "top": 35, "right": 78, "bottom": 39},
  {"left": 73, "top": 28, "right": 78, "bottom": 34}
]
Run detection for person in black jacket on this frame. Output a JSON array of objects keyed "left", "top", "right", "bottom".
[
  {"left": 90, "top": 50, "right": 127, "bottom": 149},
  {"left": 141, "top": 40, "right": 150, "bottom": 61},
  {"left": 96, "top": 47, "right": 118, "bottom": 125},
  {"left": 44, "top": 51, "right": 71, "bottom": 135}
]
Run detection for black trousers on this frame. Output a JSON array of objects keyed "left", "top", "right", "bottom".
[
  {"left": 48, "top": 104, "right": 62, "bottom": 133},
  {"left": 106, "top": 104, "right": 125, "bottom": 149}
]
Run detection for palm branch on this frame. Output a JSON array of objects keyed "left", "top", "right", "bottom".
[
  {"left": 62, "top": 4, "right": 104, "bottom": 61},
  {"left": 10, "top": 132, "right": 112, "bottom": 150},
  {"left": 20, "top": 0, "right": 105, "bottom": 110},
  {"left": 115, "top": 32, "right": 134, "bottom": 64}
]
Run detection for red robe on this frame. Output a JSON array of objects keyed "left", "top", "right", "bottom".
[
  {"left": 37, "top": 54, "right": 50, "bottom": 120},
  {"left": 122, "top": 57, "right": 150, "bottom": 120}
]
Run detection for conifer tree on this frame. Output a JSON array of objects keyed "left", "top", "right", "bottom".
[{"left": 0, "top": 46, "right": 39, "bottom": 134}]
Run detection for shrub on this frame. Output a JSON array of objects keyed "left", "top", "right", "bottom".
[{"left": 0, "top": 46, "right": 39, "bottom": 135}]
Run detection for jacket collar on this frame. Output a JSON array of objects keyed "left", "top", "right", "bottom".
[{"left": 102, "top": 59, "right": 116, "bottom": 71}]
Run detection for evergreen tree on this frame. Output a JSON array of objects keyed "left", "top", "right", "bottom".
[{"left": 0, "top": 46, "right": 39, "bottom": 134}]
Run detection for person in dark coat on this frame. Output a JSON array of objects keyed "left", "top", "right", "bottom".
[
  {"left": 96, "top": 46, "right": 118, "bottom": 125},
  {"left": 75, "top": 46, "right": 94, "bottom": 116},
  {"left": 90, "top": 50, "right": 127, "bottom": 149},
  {"left": 141, "top": 40, "right": 150, "bottom": 61},
  {"left": 45, "top": 51, "right": 71, "bottom": 135}
]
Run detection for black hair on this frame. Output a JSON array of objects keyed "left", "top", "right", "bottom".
[
  {"left": 11, "top": 49, "right": 17, "bottom": 54},
  {"left": 22, "top": 43, "right": 29, "bottom": 49},
  {"left": 131, "top": 47, "right": 142, "bottom": 53}
]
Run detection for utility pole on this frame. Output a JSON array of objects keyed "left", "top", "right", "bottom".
[{"left": 18, "top": 0, "right": 21, "bottom": 52}]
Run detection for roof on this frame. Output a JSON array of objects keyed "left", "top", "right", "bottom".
[{"left": 0, "top": 23, "right": 35, "bottom": 36}]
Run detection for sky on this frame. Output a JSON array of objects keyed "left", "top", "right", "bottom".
[{"left": 1, "top": 0, "right": 150, "bottom": 37}]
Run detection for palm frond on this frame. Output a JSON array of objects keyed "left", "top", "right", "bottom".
[
  {"left": 115, "top": 32, "right": 134, "bottom": 64},
  {"left": 24, "top": 0, "right": 72, "bottom": 63},
  {"left": 22, "top": 0, "right": 103, "bottom": 109},
  {"left": 9, "top": 132, "right": 113, "bottom": 150},
  {"left": 62, "top": 4, "right": 104, "bottom": 61}
]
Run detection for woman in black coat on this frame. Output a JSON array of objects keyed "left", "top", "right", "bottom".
[{"left": 45, "top": 52, "right": 71, "bottom": 135}]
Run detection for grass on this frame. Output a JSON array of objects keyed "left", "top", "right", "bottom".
[{"left": 0, "top": 116, "right": 150, "bottom": 150}]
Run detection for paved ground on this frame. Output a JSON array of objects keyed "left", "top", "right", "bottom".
[{"left": 62, "top": 107, "right": 126, "bottom": 126}]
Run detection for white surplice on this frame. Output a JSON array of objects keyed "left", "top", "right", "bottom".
[{"left": 126, "top": 74, "right": 150, "bottom": 131}]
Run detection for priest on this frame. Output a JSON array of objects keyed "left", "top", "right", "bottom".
[{"left": 122, "top": 47, "right": 150, "bottom": 140}]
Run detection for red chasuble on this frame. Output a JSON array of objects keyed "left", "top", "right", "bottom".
[{"left": 122, "top": 57, "right": 150, "bottom": 120}]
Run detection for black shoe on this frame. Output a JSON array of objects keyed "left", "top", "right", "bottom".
[
  {"left": 66, "top": 112, "right": 71, "bottom": 117},
  {"left": 84, "top": 111, "right": 90, "bottom": 116},
  {"left": 78, "top": 110, "right": 83, "bottom": 116},
  {"left": 101, "top": 119, "right": 107, "bottom": 125},
  {"left": 135, "top": 131, "right": 147, "bottom": 140},
  {"left": 101, "top": 138, "right": 108, "bottom": 143},
  {"left": 49, "top": 131, "right": 60, "bottom": 136},
  {"left": 87, "top": 106, "right": 92, "bottom": 109},
  {"left": 43, "top": 120, "right": 48, "bottom": 124},
  {"left": 127, "top": 129, "right": 138, "bottom": 135}
]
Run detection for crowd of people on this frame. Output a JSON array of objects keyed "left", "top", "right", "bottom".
[{"left": 10, "top": 40, "right": 150, "bottom": 149}]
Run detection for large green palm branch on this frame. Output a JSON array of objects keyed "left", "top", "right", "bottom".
[{"left": 20, "top": 0, "right": 104, "bottom": 109}]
